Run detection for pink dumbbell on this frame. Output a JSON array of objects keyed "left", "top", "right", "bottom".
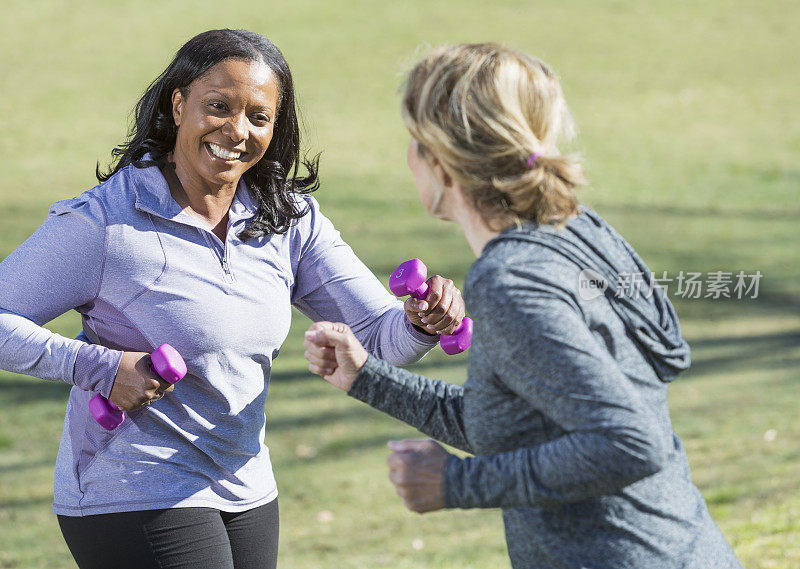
[
  {"left": 88, "top": 343, "right": 187, "bottom": 430},
  {"left": 389, "top": 259, "right": 473, "bottom": 355}
]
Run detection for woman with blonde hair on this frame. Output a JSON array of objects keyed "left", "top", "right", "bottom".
[{"left": 304, "top": 44, "right": 743, "bottom": 568}]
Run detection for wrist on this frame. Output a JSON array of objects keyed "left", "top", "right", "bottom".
[
  {"left": 73, "top": 343, "right": 123, "bottom": 398},
  {"left": 406, "top": 318, "right": 439, "bottom": 343},
  {"left": 412, "top": 323, "right": 437, "bottom": 337},
  {"left": 346, "top": 354, "right": 374, "bottom": 396},
  {"left": 442, "top": 454, "right": 464, "bottom": 509}
]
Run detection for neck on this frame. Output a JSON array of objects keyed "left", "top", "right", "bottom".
[
  {"left": 446, "top": 187, "right": 509, "bottom": 258},
  {"left": 162, "top": 158, "right": 234, "bottom": 241},
  {"left": 166, "top": 156, "right": 236, "bottom": 218}
]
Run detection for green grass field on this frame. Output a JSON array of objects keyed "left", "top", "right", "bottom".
[{"left": 1, "top": 1, "right": 798, "bottom": 567}]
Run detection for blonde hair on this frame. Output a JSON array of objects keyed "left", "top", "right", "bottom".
[{"left": 401, "top": 43, "right": 586, "bottom": 229}]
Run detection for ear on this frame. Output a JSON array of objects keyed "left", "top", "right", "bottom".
[
  {"left": 426, "top": 152, "right": 454, "bottom": 190},
  {"left": 171, "top": 88, "right": 184, "bottom": 127}
]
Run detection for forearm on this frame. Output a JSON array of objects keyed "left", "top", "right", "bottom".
[
  {"left": 0, "top": 309, "right": 121, "bottom": 396},
  {"left": 348, "top": 355, "right": 473, "bottom": 453},
  {"left": 353, "top": 305, "right": 438, "bottom": 366},
  {"left": 444, "top": 427, "right": 668, "bottom": 509},
  {"left": 294, "top": 268, "right": 438, "bottom": 366}
]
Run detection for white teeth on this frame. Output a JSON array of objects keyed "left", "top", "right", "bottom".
[{"left": 208, "top": 143, "right": 242, "bottom": 161}]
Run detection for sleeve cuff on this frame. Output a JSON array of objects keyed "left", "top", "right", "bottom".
[
  {"left": 346, "top": 355, "right": 409, "bottom": 412},
  {"left": 443, "top": 454, "right": 468, "bottom": 508},
  {"left": 404, "top": 317, "right": 440, "bottom": 345},
  {"left": 73, "top": 343, "right": 123, "bottom": 398},
  {"left": 347, "top": 354, "right": 384, "bottom": 403}
]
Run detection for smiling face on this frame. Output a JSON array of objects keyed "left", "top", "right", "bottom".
[{"left": 171, "top": 58, "right": 281, "bottom": 193}]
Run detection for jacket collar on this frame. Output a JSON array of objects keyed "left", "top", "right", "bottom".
[{"left": 128, "top": 154, "right": 259, "bottom": 224}]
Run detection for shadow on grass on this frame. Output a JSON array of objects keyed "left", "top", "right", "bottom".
[
  {"left": 591, "top": 200, "right": 800, "bottom": 221},
  {"left": 0, "top": 378, "right": 71, "bottom": 403},
  {"left": 689, "top": 329, "right": 800, "bottom": 349},
  {"left": 0, "top": 495, "right": 54, "bottom": 509},
  {"left": 275, "top": 431, "right": 413, "bottom": 469},
  {"left": 0, "top": 458, "right": 54, "bottom": 475},
  {"left": 267, "top": 405, "right": 384, "bottom": 431},
  {"left": 687, "top": 355, "right": 800, "bottom": 380},
  {"left": 686, "top": 328, "right": 800, "bottom": 378}
]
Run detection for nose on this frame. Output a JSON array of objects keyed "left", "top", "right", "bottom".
[{"left": 222, "top": 111, "right": 248, "bottom": 142}]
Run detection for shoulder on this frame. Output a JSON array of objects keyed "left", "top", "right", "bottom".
[
  {"left": 466, "top": 231, "right": 582, "bottom": 310},
  {"left": 288, "top": 193, "right": 337, "bottom": 239},
  {"left": 48, "top": 188, "right": 109, "bottom": 231},
  {"left": 22, "top": 187, "right": 112, "bottom": 263},
  {"left": 291, "top": 193, "right": 322, "bottom": 221},
  {"left": 571, "top": 206, "right": 634, "bottom": 253},
  {"left": 466, "top": 206, "right": 634, "bottom": 302},
  {"left": 48, "top": 163, "right": 146, "bottom": 226}
]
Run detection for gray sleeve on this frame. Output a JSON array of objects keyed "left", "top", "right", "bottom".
[
  {"left": 291, "top": 197, "right": 437, "bottom": 366},
  {"left": 444, "top": 268, "right": 669, "bottom": 509},
  {"left": 0, "top": 196, "right": 122, "bottom": 396},
  {"left": 347, "top": 355, "right": 473, "bottom": 453}
]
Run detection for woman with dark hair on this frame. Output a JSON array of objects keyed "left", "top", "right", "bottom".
[{"left": 0, "top": 29, "right": 464, "bottom": 569}]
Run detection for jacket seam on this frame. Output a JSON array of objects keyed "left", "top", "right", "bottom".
[
  {"left": 118, "top": 213, "right": 168, "bottom": 311},
  {"left": 86, "top": 194, "right": 110, "bottom": 303}
]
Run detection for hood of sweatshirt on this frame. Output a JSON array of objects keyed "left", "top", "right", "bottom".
[{"left": 487, "top": 207, "right": 691, "bottom": 383}]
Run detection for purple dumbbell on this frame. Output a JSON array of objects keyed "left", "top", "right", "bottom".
[
  {"left": 389, "top": 259, "right": 473, "bottom": 355},
  {"left": 88, "top": 343, "right": 187, "bottom": 430}
]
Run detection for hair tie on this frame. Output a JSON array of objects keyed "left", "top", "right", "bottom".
[{"left": 526, "top": 152, "right": 542, "bottom": 168}]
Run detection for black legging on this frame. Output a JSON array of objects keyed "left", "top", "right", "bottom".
[{"left": 57, "top": 500, "right": 279, "bottom": 569}]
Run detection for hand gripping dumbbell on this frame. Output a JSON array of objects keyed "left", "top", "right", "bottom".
[
  {"left": 389, "top": 259, "right": 473, "bottom": 355},
  {"left": 88, "top": 344, "right": 187, "bottom": 430}
]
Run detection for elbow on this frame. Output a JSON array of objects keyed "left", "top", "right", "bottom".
[
  {"left": 362, "top": 338, "right": 420, "bottom": 367},
  {"left": 383, "top": 351, "right": 427, "bottom": 367},
  {"left": 634, "top": 441, "right": 669, "bottom": 480},
  {"left": 354, "top": 310, "right": 429, "bottom": 367},
  {"left": 370, "top": 326, "right": 435, "bottom": 367},
  {"left": 613, "top": 425, "right": 670, "bottom": 482}
]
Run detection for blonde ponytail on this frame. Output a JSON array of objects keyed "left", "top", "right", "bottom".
[{"left": 402, "top": 43, "right": 586, "bottom": 229}]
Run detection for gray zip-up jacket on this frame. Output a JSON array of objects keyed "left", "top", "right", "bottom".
[{"left": 349, "top": 208, "right": 743, "bottom": 569}]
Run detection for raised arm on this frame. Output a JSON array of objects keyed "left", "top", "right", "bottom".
[
  {"left": 304, "top": 323, "right": 472, "bottom": 453},
  {"left": 0, "top": 195, "right": 122, "bottom": 398},
  {"left": 291, "top": 196, "right": 440, "bottom": 366}
]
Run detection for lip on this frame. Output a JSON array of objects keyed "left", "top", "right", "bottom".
[{"left": 204, "top": 142, "right": 247, "bottom": 163}]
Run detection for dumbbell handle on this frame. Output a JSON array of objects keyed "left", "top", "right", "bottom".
[
  {"left": 389, "top": 259, "right": 472, "bottom": 355},
  {"left": 88, "top": 344, "right": 187, "bottom": 430},
  {"left": 409, "top": 282, "right": 429, "bottom": 301}
]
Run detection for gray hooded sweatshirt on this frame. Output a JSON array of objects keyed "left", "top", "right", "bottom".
[{"left": 349, "top": 207, "right": 743, "bottom": 569}]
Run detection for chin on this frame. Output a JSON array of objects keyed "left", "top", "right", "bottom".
[{"left": 207, "top": 164, "right": 249, "bottom": 184}]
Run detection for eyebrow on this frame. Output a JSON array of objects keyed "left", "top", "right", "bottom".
[{"left": 204, "top": 89, "right": 274, "bottom": 112}]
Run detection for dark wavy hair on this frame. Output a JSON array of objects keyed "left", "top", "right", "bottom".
[{"left": 97, "top": 29, "right": 319, "bottom": 239}]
